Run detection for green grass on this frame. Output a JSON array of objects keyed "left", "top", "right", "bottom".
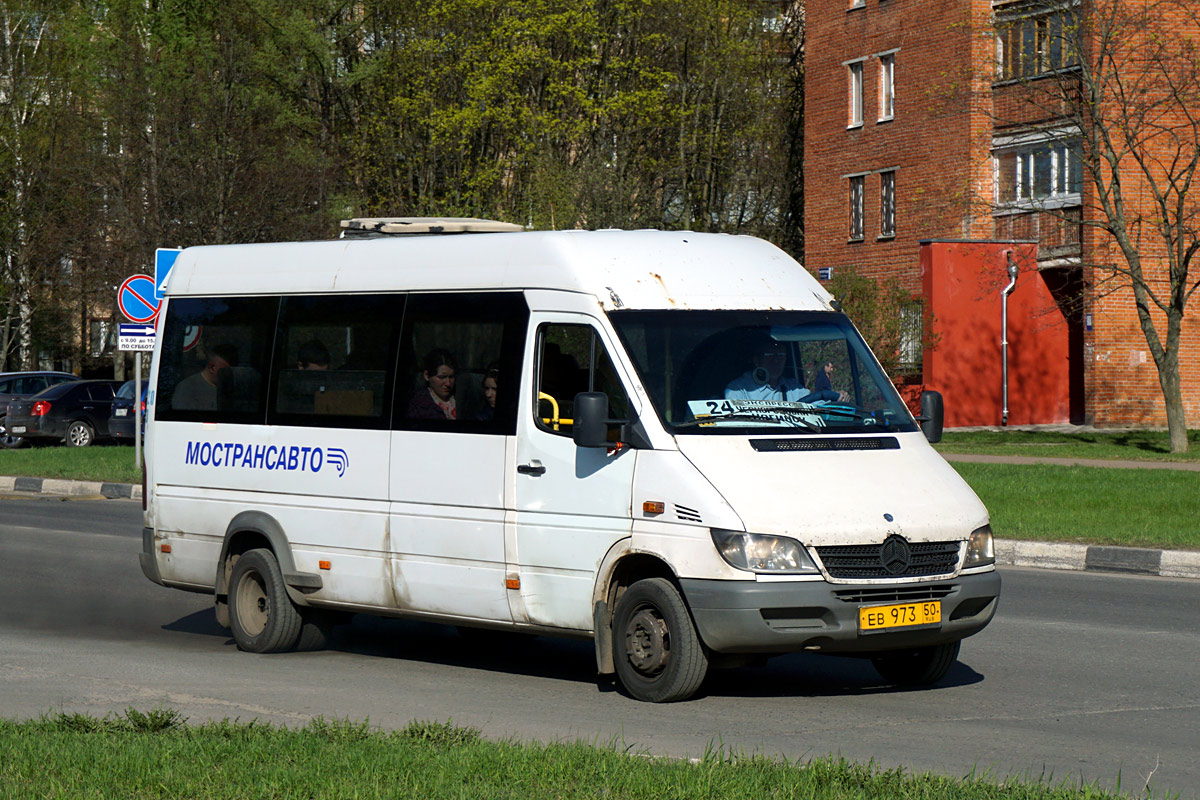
[
  {"left": 935, "top": 429, "right": 1200, "bottom": 462},
  {"left": 0, "top": 711, "right": 1143, "bottom": 800},
  {"left": 952, "top": 462, "right": 1200, "bottom": 551},
  {"left": 0, "top": 443, "right": 140, "bottom": 484}
]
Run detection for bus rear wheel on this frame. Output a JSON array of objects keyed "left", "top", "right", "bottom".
[{"left": 228, "top": 548, "right": 302, "bottom": 653}]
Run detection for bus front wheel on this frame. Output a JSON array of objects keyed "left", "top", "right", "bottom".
[
  {"left": 612, "top": 578, "right": 709, "bottom": 702},
  {"left": 228, "top": 548, "right": 302, "bottom": 653}
]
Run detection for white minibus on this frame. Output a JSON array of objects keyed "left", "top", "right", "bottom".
[{"left": 140, "top": 220, "right": 999, "bottom": 702}]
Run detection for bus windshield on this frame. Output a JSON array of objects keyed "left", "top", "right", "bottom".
[{"left": 610, "top": 310, "right": 919, "bottom": 435}]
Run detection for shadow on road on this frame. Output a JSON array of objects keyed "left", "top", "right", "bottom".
[{"left": 159, "top": 609, "right": 986, "bottom": 700}]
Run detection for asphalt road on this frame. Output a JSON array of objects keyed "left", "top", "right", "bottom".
[{"left": 2, "top": 496, "right": 1198, "bottom": 798}]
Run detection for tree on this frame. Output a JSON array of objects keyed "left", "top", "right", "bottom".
[
  {"left": 0, "top": 1, "right": 94, "bottom": 370},
  {"left": 990, "top": 0, "right": 1200, "bottom": 452}
]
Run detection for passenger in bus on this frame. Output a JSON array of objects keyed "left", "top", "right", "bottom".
[
  {"left": 474, "top": 365, "right": 499, "bottom": 421},
  {"left": 811, "top": 359, "right": 850, "bottom": 403},
  {"left": 172, "top": 344, "right": 239, "bottom": 411},
  {"left": 297, "top": 340, "right": 330, "bottom": 370},
  {"left": 407, "top": 348, "right": 457, "bottom": 420}
]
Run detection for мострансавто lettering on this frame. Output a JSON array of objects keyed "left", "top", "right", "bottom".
[{"left": 183, "top": 441, "right": 348, "bottom": 477}]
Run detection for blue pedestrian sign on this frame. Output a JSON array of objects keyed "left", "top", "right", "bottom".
[
  {"left": 155, "top": 248, "right": 182, "bottom": 302},
  {"left": 118, "top": 274, "right": 160, "bottom": 324}
]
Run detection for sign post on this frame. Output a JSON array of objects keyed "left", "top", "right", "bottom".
[{"left": 117, "top": 276, "right": 161, "bottom": 470}]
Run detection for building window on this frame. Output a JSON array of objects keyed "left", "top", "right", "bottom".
[
  {"left": 879, "top": 170, "right": 896, "bottom": 237},
  {"left": 849, "top": 0, "right": 865, "bottom": 8},
  {"left": 994, "top": 136, "right": 1082, "bottom": 206},
  {"left": 996, "top": 5, "right": 1079, "bottom": 81},
  {"left": 878, "top": 53, "right": 894, "bottom": 121},
  {"left": 849, "top": 175, "right": 865, "bottom": 241},
  {"left": 898, "top": 301, "right": 923, "bottom": 376},
  {"left": 89, "top": 320, "right": 114, "bottom": 357},
  {"left": 848, "top": 61, "right": 864, "bottom": 127}
]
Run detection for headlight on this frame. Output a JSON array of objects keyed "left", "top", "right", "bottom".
[
  {"left": 710, "top": 529, "right": 819, "bottom": 574},
  {"left": 964, "top": 524, "right": 995, "bottom": 568}
]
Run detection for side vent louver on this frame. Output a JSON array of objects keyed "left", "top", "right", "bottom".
[{"left": 674, "top": 504, "right": 703, "bottom": 524}]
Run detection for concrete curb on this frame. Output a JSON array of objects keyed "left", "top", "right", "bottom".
[
  {"left": 996, "top": 538, "right": 1200, "bottom": 580},
  {"left": 0, "top": 475, "right": 141, "bottom": 501},
  {"left": 2, "top": 475, "right": 1196, "bottom": 580}
]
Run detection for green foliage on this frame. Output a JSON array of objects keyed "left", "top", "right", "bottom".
[
  {"left": 1, "top": 0, "right": 805, "bottom": 372},
  {"left": 825, "top": 265, "right": 930, "bottom": 378}
]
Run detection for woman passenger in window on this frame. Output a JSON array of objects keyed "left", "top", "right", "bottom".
[{"left": 407, "top": 348, "right": 458, "bottom": 420}]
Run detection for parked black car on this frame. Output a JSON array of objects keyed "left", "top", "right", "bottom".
[
  {"left": 0, "top": 370, "right": 81, "bottom": 448},
  {"left": 109, "top": 379, "right": 149, "bottom": 442},
  {"left": 6, "top": 379, "right": 123, "bottom": 447}
]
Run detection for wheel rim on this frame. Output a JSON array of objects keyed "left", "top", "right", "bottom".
[
  {"left": 234, "top": 569, "right": 270, "bottom": 637},
  {"left": 69, "top": 424, "right": 90, "bottom": 446},
  {"left": 624, "top": 605, "right": 671, "bottom": 678}
]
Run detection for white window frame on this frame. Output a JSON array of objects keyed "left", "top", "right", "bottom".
[
  {"left": 877, "top": 51, "right": 896, "bottom": 121},
  {"left": 992, "top": 128, "right": 1083, "bottom": 211},
  {"left": 846, "top": 59, "right": 865, "bottom": 128},
  {"left": 848, "top": 174, "right": 865, "bottom": 241},
  {"left": 879, "top": 170, "right": 896, "bottom": 238}
]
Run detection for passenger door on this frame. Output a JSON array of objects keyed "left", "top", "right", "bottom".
[
  {"left": 511, "top": 316, "right": 636, "bottom": 630},
  {"left": 388, "top": 292, "right": 528, "bottom": 622}
]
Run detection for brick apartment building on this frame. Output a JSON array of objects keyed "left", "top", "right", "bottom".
[{"left": 804, "top": 0, "right": 1200, "bottom": 428}]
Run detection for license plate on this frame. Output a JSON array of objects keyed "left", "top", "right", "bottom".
[
  {"left": 859, "top": 600, "right": 941, "bottom": 633},
  {"left": 115, "top": 408, "right": 128, "bottom": 416},
  {"left": 11, "top": 426, "right": 25, "bottom": 433}
]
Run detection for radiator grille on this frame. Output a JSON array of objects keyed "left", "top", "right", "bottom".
[
  {"left": 833, "top": 584, "right": 956, "bottom": 604},
  {"left": 816, "top": 540, "right": 960, "bottom": 579}
]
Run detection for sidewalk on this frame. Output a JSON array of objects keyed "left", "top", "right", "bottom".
[
  {"left": 940, "top": 452, "right": 1200, "bottom": 471},
  {"left": 3, "top": 473, "right": 1197, "bottom": 581}
]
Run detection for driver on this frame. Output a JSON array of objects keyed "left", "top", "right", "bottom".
[{"left": 724, "top": 338, "right": 847, "bottom": 403}]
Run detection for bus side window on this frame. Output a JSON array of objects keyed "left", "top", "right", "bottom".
[
  {"left": 268, "top": 294, "right": 402, "bottom": 430},
  {"left": 536, "top": 324, "right": 630, "bottom": 436}
]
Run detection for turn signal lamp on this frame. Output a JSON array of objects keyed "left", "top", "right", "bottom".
[{"left": 642, "top": 501, "right": 665, "bottom": 515}]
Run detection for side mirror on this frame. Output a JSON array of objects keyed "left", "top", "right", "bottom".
[
  {"left": 573, "top": 392, "right": 609, "bottom": 448},
  {"left": 919, "top": 390, "right": 944, "bottom": 444}
]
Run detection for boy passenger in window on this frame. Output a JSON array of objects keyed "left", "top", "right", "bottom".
[
  {"left": 297, "top": 340, "right": 330, "bottom": 370},
  {"left": 172, "top": 344, "right": 238, "bottom": 411},
  {"left": 475, "top": 365, "right": 499, "bottom": 421},
  {"left": 407, "top": 348, "right": 458, "bottom": 420}
]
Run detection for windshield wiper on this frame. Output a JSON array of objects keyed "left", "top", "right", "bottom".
[{"left": 809, "top": 404, "right": 903, "bottom": 431}]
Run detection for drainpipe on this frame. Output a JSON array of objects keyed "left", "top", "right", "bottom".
[{"left": 1001, "top": 250, "right": 1019, "bottom": 426}]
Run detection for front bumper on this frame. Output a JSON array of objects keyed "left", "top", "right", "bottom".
[{"left": 681, "top": 570, "right": 1000, "bottom": 654}]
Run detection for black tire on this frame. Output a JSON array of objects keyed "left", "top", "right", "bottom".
[
  {"left": 65, "top": 420, "right": 94, "bottom": 448},
  {"left": 294, "top": 608, "right": 346, "bottom": 651},
  {"left": 871, "top": 641, "right": 960, "bottom": 686},
  {"left": 612, "top": 578, "right": 709, "bottom": 703},
  {"left": 228, "top": 549, "right": 303, "bottom": 653},
  {"left": 0, "top": 417, "right": 25, "bottom": 449}
]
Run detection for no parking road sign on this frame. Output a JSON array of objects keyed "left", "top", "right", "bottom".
[{"left": 118, "top": 274, "right": 160, "bottom": 323}]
